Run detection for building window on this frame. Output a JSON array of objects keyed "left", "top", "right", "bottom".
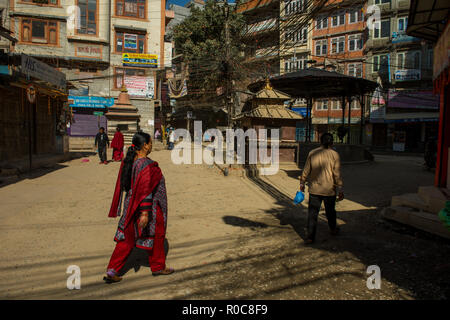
[
  {"left": 348, "top": 34, "right": 363, "bottom": 51},
  {"left": 115, "top": 32, "right": 146, "bottom": 53},
  {"left": 285, "top": 26, "right": 308, "bottom": 44},
  {"left": 315, "top": 39, "right": 327, "bottom": 56},
  {"left": 398, "top": 17, "right": 408, "bottom": 33},
  {"left": 398, "top": 51, "right": 421, "bottom": 70},
  {"left": 331, "top": 36, "right": 345, "bottom": 54},
  {"left": 331, "top": 11, "right": 345, "bottom": 27},
  {"left": 348, "top": 63, "right": 363, "bottom": 77},
  {"left": 374, "top": 19, "right": 390, "bottom": 38},
  {"left": 349, "top": 8, "right": 363, "bottom": 24},
  {"left": 284, "top": 56, "right": 307, "bottom": 73},
  {"left": 22, "top": 0, "right": 58, "bottom": 5},
  {"left": 397, "top": 52, "right": 405, "bottom": 69},
  {"left": 114, "top": 67, "right": 145, "bottom": 88},
  {"left": 21, "top": 18, "right": 58, "bottom": 44},
  {"left": 316, "top": 100, "right": 328, "bottom": 110},
  {"left": 350, "top": 97, "right": 360, "bottom": 109},
  {"left": 331, "top": 100, "right": 341, "bottom": 110},
  {"left": 412, "top": 51, "right": 421, "bottom": 69},
  {"left": 316, "top": 15, "right": 328, "bottom": 30},
  {"left": 285, "top": 0, "right": 307, "bottom": 15},
  {"left": 375, "top": 0, "right": 391, "bottom": 4},
  {"left": 116, "top": 0, "right": 146, "bottom": 19},
  {"left": 77, "top": 0, "right": 97, "bottom": 35},
  {"left": 373, "top": 54, "right": 389, "bottom": 72}
]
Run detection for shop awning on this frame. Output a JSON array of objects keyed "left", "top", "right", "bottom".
[
  {"left": 406, "top": 0, "right": 450, "bottom": 42},
  {"left": 387, "top": 90, "right": 440, "bottom": 109}
]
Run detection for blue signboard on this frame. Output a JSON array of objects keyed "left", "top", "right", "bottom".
[
  {"left": 292, "top": 107, "right": 307, "bottom": 117},
  {"left": 0, "top": 65, "right": 10, "bottom": 75},
  {"left": 69, "top": 96, "right": 114, "bottom": 109},
  {"left": 392, "top": 32, "right": 421, "bottom": 43}
]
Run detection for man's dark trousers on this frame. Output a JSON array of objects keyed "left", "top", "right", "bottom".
[
  {"left": 98, "top": 146, "right": 107, "bottom": 162},
  {"left": 307, "top": 194, "right": 337, "bottom": 241}
]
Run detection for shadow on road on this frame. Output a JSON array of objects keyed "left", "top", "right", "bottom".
[
  {"left": 245, "top": 172, "right": 450, "bottom": 299},
  {"left": 0, "top": 152, "right": 96, "bottom": 188}
]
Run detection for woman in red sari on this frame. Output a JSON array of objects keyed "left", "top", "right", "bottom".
[
  {"left": 104, "top": 131, "right": 174, "bottom": 283},
  {"left": 111, "top": 127, "right": 124, "bottom": 162}
]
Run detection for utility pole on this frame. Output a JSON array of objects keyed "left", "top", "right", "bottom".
[{"left": 224, "top": 2, "right": 232, "bottom": 128}]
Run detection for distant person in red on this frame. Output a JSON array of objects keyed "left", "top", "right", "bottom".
[{"left": 111, "top": 127, "right": 124, "bottom": 162}]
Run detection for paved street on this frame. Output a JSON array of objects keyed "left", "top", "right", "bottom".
[{"left": 0, "top": 149, "right": 449, "bottom": 299}]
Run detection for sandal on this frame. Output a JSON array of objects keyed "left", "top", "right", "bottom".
[
  {"left": 152, "top": 267, "right": 175, "bottom": 276},
  {"left": 103, "top": 274, "right": 123, "bottom": 283}
]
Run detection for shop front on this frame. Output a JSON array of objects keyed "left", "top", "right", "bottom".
[
  {"left": 312, "top": 117, "right": 361, "bottom": 145},
  {"left": 67, "top": 96, "right": 114, "bottom": 151},
  {"left": 0, "top": 53, "right": 69, "bottom": 169}
]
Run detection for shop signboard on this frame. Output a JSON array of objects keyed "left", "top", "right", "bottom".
[
  {"left": 122, "top": 53, "right": 158, "bottom": 68},
  {"left": 393, "top": 131, "right": 406, "bottom": 152},
  {"left": 21, "top": 54, "right": 66, "bottom": 89},
  {"left": 124, "top": 34, "right": 137, "bottom": 49},
  {"left": 68, "top": 96, "right": 114, "bottom": 109},
  {"left": 394, "top": 69, "right": 421, "bottom": 81}
]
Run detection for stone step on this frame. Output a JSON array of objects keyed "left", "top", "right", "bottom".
[
  {"left": 391, "top": 193, "right": 430, "bottom": 213},
  {"left": 417, "top": 186, "right": 448, "bottom": 214},
  {"left": 382, "top": 206, "right": 450, "bottom": 239}
]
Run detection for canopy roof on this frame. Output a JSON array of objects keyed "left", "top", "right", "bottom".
[
  {"left": 406, "top": 0, "right": 450, "bottom": 42},
  {"left": 248, "top": 67, "right": 378, "bottom": 98}
]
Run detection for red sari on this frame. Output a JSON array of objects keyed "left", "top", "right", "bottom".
[
  {"left": 106, "top": 158, "right": 168, "bottom": 276},
  {"left": 111, "top": 131, "right": 124, "bottom": 161}
]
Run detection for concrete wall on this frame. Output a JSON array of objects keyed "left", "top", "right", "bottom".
[{"left": 135, "top": 98, "right": 155, "bottom": 135}]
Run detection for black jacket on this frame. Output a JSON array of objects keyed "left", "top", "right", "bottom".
[{"left": 95, "top": 132, "right": 109, "bottom": 148}]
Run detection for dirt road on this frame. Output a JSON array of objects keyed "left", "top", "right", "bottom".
[{"left": 0, "top": 149, "right": 449, "bottom": 299}]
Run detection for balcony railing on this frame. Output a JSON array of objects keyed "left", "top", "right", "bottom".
[{"left": 244, "top": 18, "right": 279, "bottom": 36}]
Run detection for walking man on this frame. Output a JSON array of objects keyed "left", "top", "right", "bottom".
[
  {"left": 299, "top": 133, "right": 344, "bottom": 244},
  {"left": 95, "top": 127, "right": 110, "bottom": 164}
]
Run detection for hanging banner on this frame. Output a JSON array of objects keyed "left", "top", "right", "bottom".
[
  {"left": 168, "top": 79, "right": 187, "bottom": 98},
  {"left": 124, "top": 76, "right": 154, "bottom": 99}
]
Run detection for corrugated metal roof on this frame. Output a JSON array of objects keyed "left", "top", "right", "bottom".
[{"left": 236, "top": 105, "right": 303, "bottom": 120}]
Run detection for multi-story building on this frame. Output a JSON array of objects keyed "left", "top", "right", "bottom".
[
  {"left": 0, "top": 0, "right": 13, "bottom": 52},
  {"left": 365, "top": 0, "right": 439, "bottom": 152},
  {"left": 7, "top": 0, "right": 167, "bottom": 147},
  {"left": 278, "top": 0, "right": 313, "bottom": 141},
  {"left": 238, "top": 0, "right": 280, "bottom": 82},
  {"left": 310, "top": 0, "right": 367, "bottom": 144},
  {"left": 280, "top": 0, "right": 312, "bottom": 75}
]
